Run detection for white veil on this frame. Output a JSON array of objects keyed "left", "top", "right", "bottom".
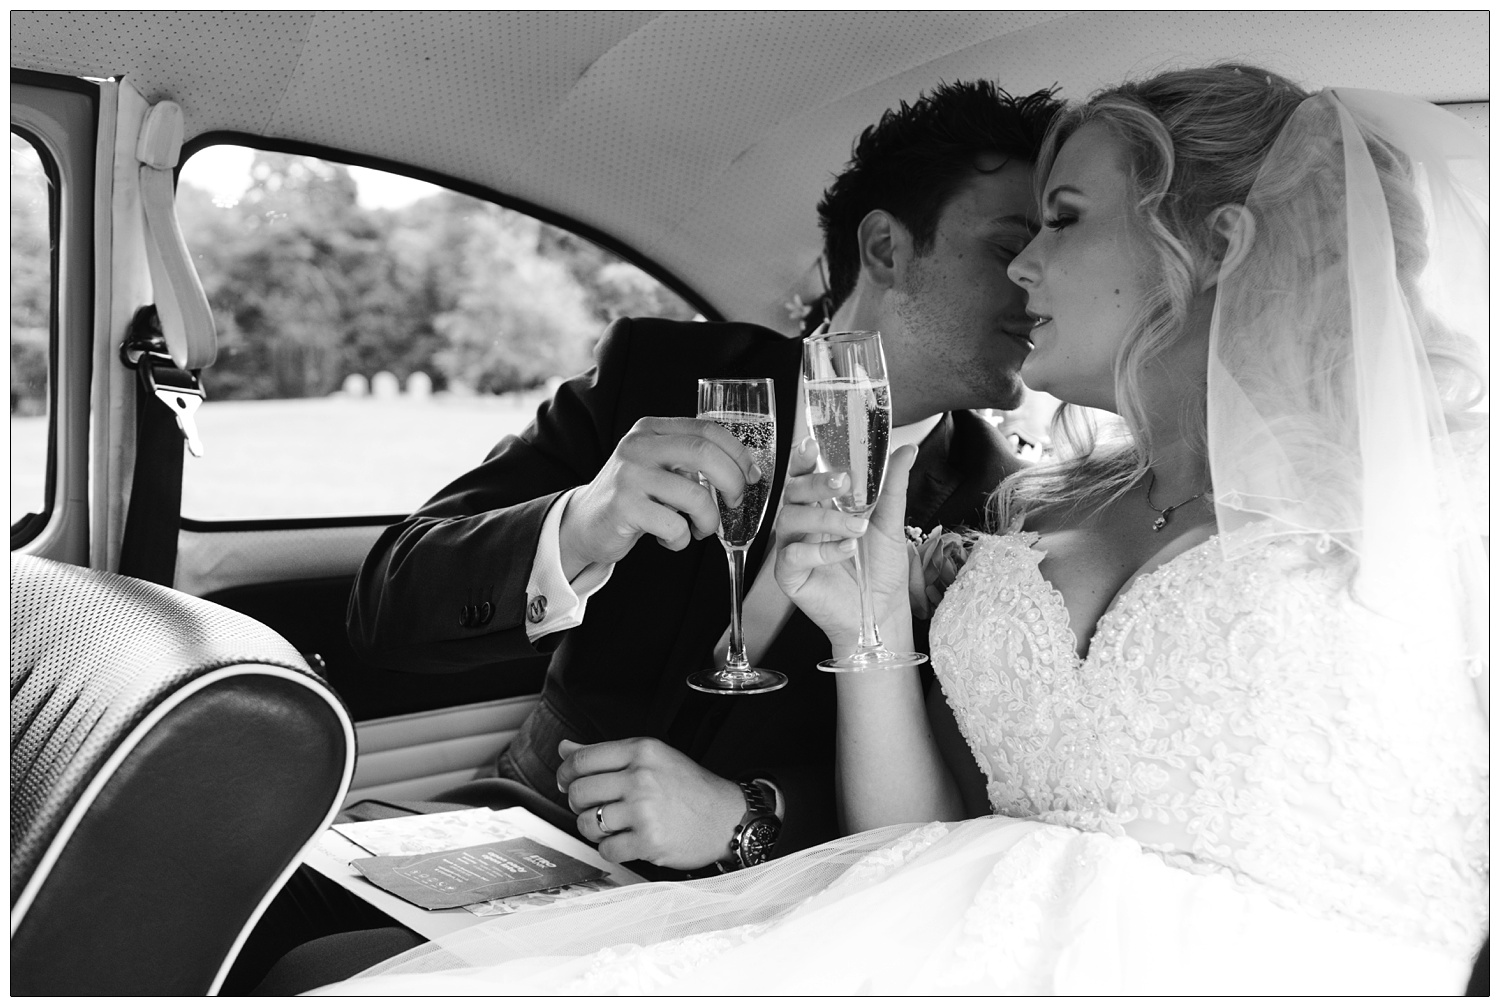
[{"left": 1207, "top": 88, "right": 1488, "bottom": 705}]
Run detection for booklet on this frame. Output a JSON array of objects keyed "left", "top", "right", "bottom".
[
  {"left": 304, "top": 806, "right": 646, "bottom": 938},
  {"left": 333, "top": 806, "right": 532, "bottom": 857},
  {"left": 350, "top": 836, "right": 606, "bottom": 910}
]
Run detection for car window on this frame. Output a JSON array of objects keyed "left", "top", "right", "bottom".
[
  {"left": 11, "top": 131, "right": 53, "bottom": 529},
  {"left": 175, "top": 145, "right": 698, "bottom": 521}
]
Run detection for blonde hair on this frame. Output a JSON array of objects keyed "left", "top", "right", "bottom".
[
  {"left": 997, "top": 64, "right": 1486, "bottom": 538},
  {"left": 997, "top": 64, "right": 1311, "bottom": 529}
]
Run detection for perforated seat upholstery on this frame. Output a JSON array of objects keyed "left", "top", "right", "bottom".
[{"left": 10, "top": 555, "right": 355, "bottom": 995}]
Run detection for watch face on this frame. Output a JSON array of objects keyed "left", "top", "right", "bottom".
[{"left": 738, "top": 817, "right": 780, "bottom": 866}]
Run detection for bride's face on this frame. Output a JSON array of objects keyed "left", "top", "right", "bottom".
[{"left": 1007, "top": 123, "right": 1156, "bottom": 412}]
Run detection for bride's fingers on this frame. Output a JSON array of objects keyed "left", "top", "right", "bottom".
[
  {"left": 778, "top": 536, "right": 857, "bottom": 576},
  {"left": 785, "top": 435, "right": 820, "bottom": 478},
  {"left": 774, "top": 501, "right": 868, "bottom": 541},
  {"left": 781, "top": 438, "right": 858, "bottom": 507},
  {"left": 870, "top": 446, "right": 917, "bottom": 534},
  {"left": 782, "top": 468, "right": 847, "bottom": 505}
]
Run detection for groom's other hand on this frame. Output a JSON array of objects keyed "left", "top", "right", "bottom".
[
  {"left": 557, "top": 737, "right": 745, "bottom": 869},
  {"left": 557, "top": 417, "right": 763, "bottom": 579}
]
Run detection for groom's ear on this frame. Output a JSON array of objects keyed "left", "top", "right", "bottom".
[
  {"left": 1200, "top": 204, "right": 1256, "bottom": 291},
  {"left": 856, "top": 209, "right": 908, "bottom": 290}
]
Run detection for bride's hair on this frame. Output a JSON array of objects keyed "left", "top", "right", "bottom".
[
  {"left": 994, "top": 63, "right": 1485, "bottom": 531},
  {"left": 997, "top": 64, "right": 1310, "bottom": 528}
]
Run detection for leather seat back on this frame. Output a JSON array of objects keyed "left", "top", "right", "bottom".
[{"left": 10, "top": 555, "right": 355, "bottom": 995}]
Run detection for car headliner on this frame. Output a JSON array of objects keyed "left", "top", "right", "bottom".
[{"left": 10, "top": 10, "right": 1489, "bottom": 335}]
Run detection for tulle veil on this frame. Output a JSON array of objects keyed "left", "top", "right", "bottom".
[{"left": 1206, "top": 88, "right": 1488, "bottom": 708}]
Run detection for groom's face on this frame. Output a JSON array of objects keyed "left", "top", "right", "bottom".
[{"left": 889, "top": 158, "right": 1039, "bottom": 413}]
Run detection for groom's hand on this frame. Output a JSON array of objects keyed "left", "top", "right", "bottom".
[
  {"left": 558, "top": 417, "right": 763, "bottom": 579},
  {"left": 557, "top": 737, "right": 745, "bottom": 870}
]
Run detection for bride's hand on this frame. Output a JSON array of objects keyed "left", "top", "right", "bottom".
[{"left": 774, "top": 439, "right": 917, "bottom": 652}]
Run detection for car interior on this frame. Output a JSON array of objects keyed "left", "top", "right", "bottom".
[{"left": 8, "top": 11, "right": 1489, "bottom": 995}]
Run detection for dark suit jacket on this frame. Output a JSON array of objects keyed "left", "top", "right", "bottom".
[{"left": 348, "top": 317, "right": 1020, "bottom": 856}]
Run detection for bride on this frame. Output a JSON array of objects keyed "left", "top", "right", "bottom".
[{"left": 314, "top": 65, "right": 1487, "bottom": 995}]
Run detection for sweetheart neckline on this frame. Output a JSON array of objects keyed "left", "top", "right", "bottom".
[{"left": 974, "top": 529, "right": 1225, "bottom": 663}]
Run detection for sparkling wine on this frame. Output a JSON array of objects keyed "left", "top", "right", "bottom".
[
  {"left": 804, "top": 378, "right": 891, "bottom": 516},
  {"left": 700, "top": 410, "right": 776, "bottom": 546}
]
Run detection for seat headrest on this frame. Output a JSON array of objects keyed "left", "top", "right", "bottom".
[{"left": 10, "top": 555, "right": 319, "bottom": 896}]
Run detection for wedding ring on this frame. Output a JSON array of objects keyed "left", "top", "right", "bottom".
[{"left": 595, "top": 804, "right": 615, "bottom": 836}]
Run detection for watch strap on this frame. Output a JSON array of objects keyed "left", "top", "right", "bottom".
[{"left": 736, "top": 779, "right": 775, "bottom": 821}]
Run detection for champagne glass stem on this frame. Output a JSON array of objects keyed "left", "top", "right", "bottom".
[
  {"left": 852, "top": 531, "right": 883, "bottom": 651},
  {"left": 724, "top": 544, "right": 751, "bottom": 672}
]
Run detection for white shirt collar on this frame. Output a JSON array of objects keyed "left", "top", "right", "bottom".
[{"left": 890, "top": 411, "right": 942, "bottom": 451}]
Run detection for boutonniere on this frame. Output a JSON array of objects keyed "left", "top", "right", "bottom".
[{"left": 905, "top": 524, "right": 977, "bottom": 620}]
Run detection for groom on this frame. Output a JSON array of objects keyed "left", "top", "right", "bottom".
[{"left": 347, "top": 80, "right": 1061, "bottom": 877}]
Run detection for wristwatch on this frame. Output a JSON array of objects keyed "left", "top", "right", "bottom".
[{"left": 721, "top": 779, "right": 781, "bottom": 871}]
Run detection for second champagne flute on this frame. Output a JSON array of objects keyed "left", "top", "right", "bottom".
[
  {"left": 687, "top": 377, "right": 788, "bottom": 695},
  {"left": 802, "top": 330, "right": 926, "bottom": 672}
]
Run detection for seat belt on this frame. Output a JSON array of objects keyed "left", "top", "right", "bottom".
[
  {"left": 116, "top": 100, "right": 216, "bottom": 586},
  {"left": 118, "top": 307, "right": 195, "bottom": 585}
]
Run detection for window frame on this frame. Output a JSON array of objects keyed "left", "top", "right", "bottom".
[
  {"left": 10, "top": 72, "right": 98, "bottom": 557},
  {"left": 9, "top": 124, "right": 61, "bottom": 543},
  {"left": 174, "top": 132, "right": 720, "bottom": 532}
]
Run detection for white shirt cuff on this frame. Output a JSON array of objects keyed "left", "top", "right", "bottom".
[{"left": 524, "top": 487, "right": 615, "bottom": 641}]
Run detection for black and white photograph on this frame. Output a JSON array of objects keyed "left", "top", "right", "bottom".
[{"left": 9, "top": 11, "right": 1488, "bottom": 995}]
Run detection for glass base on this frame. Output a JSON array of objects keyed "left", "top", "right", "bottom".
[
  {"left": 687, "top": 667, "right": 789, "bottom": 695},
  {"left": 817, "top": 648, "right": 928, "bottom": 673}
]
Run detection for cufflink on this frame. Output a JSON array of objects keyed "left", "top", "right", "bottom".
[{"left": 526, "top": 595, "right": 548, "bottom": 624}]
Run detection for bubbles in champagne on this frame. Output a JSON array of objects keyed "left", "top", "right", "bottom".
[
  {"left": 700, "top": 411, "right": 776, "bottom": 546},
  {"left": 805, "top": 378, "right": 891, "bottom": 515}
]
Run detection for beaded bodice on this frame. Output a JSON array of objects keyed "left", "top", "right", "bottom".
[{"left": 929, "top": 530, "right": 1488, "bottom": 953}]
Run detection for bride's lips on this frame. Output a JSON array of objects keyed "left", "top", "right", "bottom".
[{"left": 1025, "top": 308, "right": 1053, "bottom": 337}]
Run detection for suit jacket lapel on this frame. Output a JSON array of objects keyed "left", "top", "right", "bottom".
[
  {"left": 905, "top": 414, "right": 959, "bottom": 529},
  {"left": 907, "top": 410, "right": 1022, "bottom": 531}
]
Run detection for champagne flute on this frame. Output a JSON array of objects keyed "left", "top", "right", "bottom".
[
  {"left": 687, "top": 377, "right": 788, "bottom": 695},
  {"left": 802, "top": 330, "right": 926, "bottom": 672}
]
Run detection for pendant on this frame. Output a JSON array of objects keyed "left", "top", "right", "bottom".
[{"left": 1152, "top": 514, "right": 1168, "bottom": 532}]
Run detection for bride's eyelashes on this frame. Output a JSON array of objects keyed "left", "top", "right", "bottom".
[{"left": 1042, "top": 214, "right": 1076, "bottom": 231}]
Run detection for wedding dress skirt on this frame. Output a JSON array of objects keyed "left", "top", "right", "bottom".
[{"left": 313, "top": 815, "right": 1472, "bottom": 995}]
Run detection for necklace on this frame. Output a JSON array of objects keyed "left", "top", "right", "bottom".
[{"left": 1145, "top": 472, "right": 1207, "bottom": 532}]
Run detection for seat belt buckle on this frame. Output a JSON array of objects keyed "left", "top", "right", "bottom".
[
  {"left": 138, "top": 350, "right": 206, "bottom": 458},
  {"left": 121, "top": 319, "right": 207, "bottom": 458}
]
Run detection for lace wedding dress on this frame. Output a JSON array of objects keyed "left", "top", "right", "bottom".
[{"left": 315, "top": 528, "right": 1487, "bottom": 996}]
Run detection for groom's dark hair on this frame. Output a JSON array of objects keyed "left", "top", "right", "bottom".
[{"left": 816, "top": 80, "right": 1062, "bottom": 314}]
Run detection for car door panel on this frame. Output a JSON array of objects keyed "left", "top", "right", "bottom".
[
  {"left": 343, "top": 694, "right": 538, "bottom": 804},
  {"left": 202, "top": 572, "right": 545, "bottom": 723}
]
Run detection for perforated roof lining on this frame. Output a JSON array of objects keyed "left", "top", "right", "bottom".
[{"left": 11, "top": 11, "right": 1488, "bottom": 334}]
